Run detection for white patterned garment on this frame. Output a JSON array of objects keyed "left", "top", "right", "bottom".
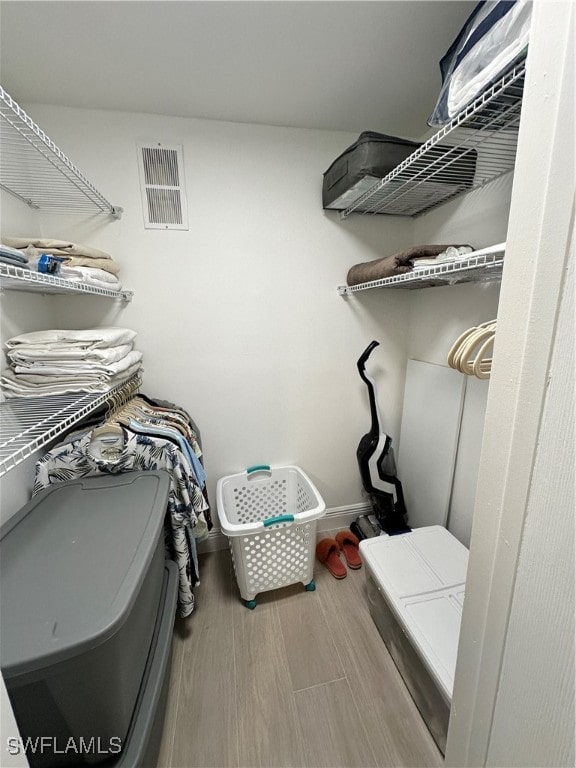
[{"left": 34, "top": 429, "right": 208, "bottom": 617}]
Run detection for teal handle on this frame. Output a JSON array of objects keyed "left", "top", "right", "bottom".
[
  {"left": 263, "top": 514, "right": 294, "bottom": 527},
  {"left": 247, "top": 464, "right": 271, "bottom": 475}
]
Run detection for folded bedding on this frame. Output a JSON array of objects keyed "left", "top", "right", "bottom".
[
  {"left": 59, "top": 265, "right": 123, "bottom": 291},
  {"left": 13, "top": 350, "right": 143, "bottom": 377},
  {"left": 24, "top": 250, "right": 121, "bottom": 276},
  {"left": 2, "top": 370, "right": 111, "bottom": 387},
  {"left": 0, "top": 255, "right": 30, "bottom": 269},
  {"left": 347, "top": 244, "right": 471, "bottom": 285},
  {"left": 0, "top": 244, "right": 29, "bottom": 263},
  {"left": 412, "top": 246, "right": 474, "bottom": 269},
  {"left": 428, "top": 0, "right": 531, "bottom": 126},
  {"left": 7, "top": 343, "right": 134, "bottom": 364},
  {"left": 3, "top": 237, "right": 112, "bottom": 260},
  {"left": 60, "top": 266, "right": 121, "bottom": 284},
  {"left": 6, "top": 327, "right": 137, "bottom": 349},
  {"left": 2, "top": 327, "right": 142, "bottom": 399},
  {"left": 1, "top": 363, "right": 143, "bottom": 399}
]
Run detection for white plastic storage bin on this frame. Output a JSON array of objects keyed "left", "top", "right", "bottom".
[
  {"left": 216, "top": 465, "right": 326, "bottom": 608},
  {"left": 359, "top": 526, "right": 468, "bottom": 753}
]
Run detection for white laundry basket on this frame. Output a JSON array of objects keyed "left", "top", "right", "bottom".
[{"left": 216, "top": 465, "right": 326, "bottom": 608}]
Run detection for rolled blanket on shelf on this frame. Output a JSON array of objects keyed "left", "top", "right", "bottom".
[{"left": 346, "top": 244, "right": 472, "bottom": 285}]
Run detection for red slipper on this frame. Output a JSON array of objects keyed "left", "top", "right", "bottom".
[
  {"left": 316, "top": 538, "right": 347, "bottom": 579},
  {"left": 335, "top": 530, "right": 362, "bottom": 570}
]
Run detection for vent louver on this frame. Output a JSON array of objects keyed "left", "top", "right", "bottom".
[{"left": 137, "top": 143, "right": 188, "bottom": 230}]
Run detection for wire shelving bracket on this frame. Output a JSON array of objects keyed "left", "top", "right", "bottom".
[
  {"left": 0, "top": 85, "right": 122, "bottom": 218},
  {"left": 0, "top": 371, "right": 142, "bottom": 477},
  {"left": 341, "top": 62, "right": 525, "bottom": 219}
]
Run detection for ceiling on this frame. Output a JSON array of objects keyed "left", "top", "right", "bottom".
[{"left": 0, "top": 1, "right": 474, "bottom": 138}]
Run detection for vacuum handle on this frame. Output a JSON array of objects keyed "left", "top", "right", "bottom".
[{"left": 357, "top": 340, "right": 380, "bottom": 374}]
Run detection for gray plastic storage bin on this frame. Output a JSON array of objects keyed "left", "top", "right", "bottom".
[
  {"left": 0, "top": 471, "right": 171, "bottom": 768},
  {"left": 113, "top": 559, "right": 179, "bottom": 768}
]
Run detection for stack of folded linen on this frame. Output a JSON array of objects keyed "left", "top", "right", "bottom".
[
  {"left": 2, "top": 237, "right": 122, "bottom": 289},
  {"left": 57, "top": 265, "right": 123, "bottom": 292},
  {"left": 411, "top": 245, "right": 474, "bottom": 270},
  {"left": 0, "top": 243, "right": 30, "bottom": 269},
  {"left": 1, "top": 327, "right": 142, "bottom": 399}
]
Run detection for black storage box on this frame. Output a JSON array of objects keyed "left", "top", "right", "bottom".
[
  {"left": 323, "top": 132, "right": 420, "bottom": 211},
  {"left": 322, "top": 131, "right": 477, "bottom": 213}
]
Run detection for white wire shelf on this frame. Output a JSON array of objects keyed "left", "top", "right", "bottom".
[
  {"left": 0, "top": 263, "right": 133, "bottom": 301},
  {"left": 0, "top": 85, "right": 122, "bottom": 218},
  {"left": 341, "top": 62, "right": 525, "bottom": 219},
  {"left": 0, "top": 370, "right": 142, "bottom": 477},
  {"left": 338, "top": 247, "right": 505, "bottom": 295}
]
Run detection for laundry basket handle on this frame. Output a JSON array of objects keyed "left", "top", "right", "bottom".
[
  {"left": 246, "top": 464, "right": 271, "bottom": 476},
  {"left": 263, "top": 514, "right": 295, "bottom": 527}
]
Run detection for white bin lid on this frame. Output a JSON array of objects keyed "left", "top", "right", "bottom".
[
  {"left": 360, "top": 526, "right": 468, "bottom": 702},
  {"left": 0, "top": 471, "right": 170, "bottom": 678}
]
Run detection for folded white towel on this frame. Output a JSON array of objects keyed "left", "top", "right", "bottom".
[
  {"left": 0, "top": 362, "right": 142, "bottom": 398},
  {"left": 8, "top": 343, "right": 134, "bottom": 364},
  {"left": 6, "top": 327, "right": 137, "bottom": 349},
  {"left": 3, "top": 369, "right": 108, "bottom": 386},
  {"left": 69, "top": 266, "right": 120, "bottom": 284},
  {"left": 59, "top": 265, "right": 122, "bottom": 291},
  {"left": 13, "top": 351, "right": 143, "bottom": 377}
]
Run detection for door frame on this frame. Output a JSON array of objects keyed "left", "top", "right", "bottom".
[{"left": 445, "top": 1, "right": 575, "bottom": 764}]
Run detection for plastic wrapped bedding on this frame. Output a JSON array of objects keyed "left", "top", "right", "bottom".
[{"left": 428, "top": 0, "right": 532, "bottom": 126}]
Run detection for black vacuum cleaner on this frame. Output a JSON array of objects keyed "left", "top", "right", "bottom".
[{"left": 353, "top": 340, "right": 410, "bottom": 537}]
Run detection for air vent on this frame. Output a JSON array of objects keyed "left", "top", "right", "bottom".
[{"left": 137, "top": 143, "right": 188, "bottom": 230}]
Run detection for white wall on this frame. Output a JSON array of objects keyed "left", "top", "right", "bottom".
[
  {"left": 1, "top": 105, "right": 514, "bottom": 535},
  {"left": 402, "top": 175, "right": 511, "bottom": 544},
  {"left": 3, "top": 105, "right": 414, "bottom": 521}
]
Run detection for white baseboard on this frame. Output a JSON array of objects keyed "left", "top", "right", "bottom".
[{"left": 198, "top": 501, "right": 372, "bottom": 553}]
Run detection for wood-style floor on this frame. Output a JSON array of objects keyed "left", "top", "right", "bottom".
[{"left": 157, "top": 537, "right": 442, "bottom": 768}]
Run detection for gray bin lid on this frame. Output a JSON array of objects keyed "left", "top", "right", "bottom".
[{"left": 0, "top": 471, "right": 170, "bottom": 679}]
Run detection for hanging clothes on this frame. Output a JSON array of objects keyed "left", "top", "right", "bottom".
[{"left": 33, "top": 395, "right": 211, "bottom": 618}]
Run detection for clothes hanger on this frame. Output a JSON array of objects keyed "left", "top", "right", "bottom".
[
  {"left": 448, "top": 319, "right": 496, "bottom": 379},
  {"left": 88, "top": 386, "right": 139, "bottom": 448}
]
